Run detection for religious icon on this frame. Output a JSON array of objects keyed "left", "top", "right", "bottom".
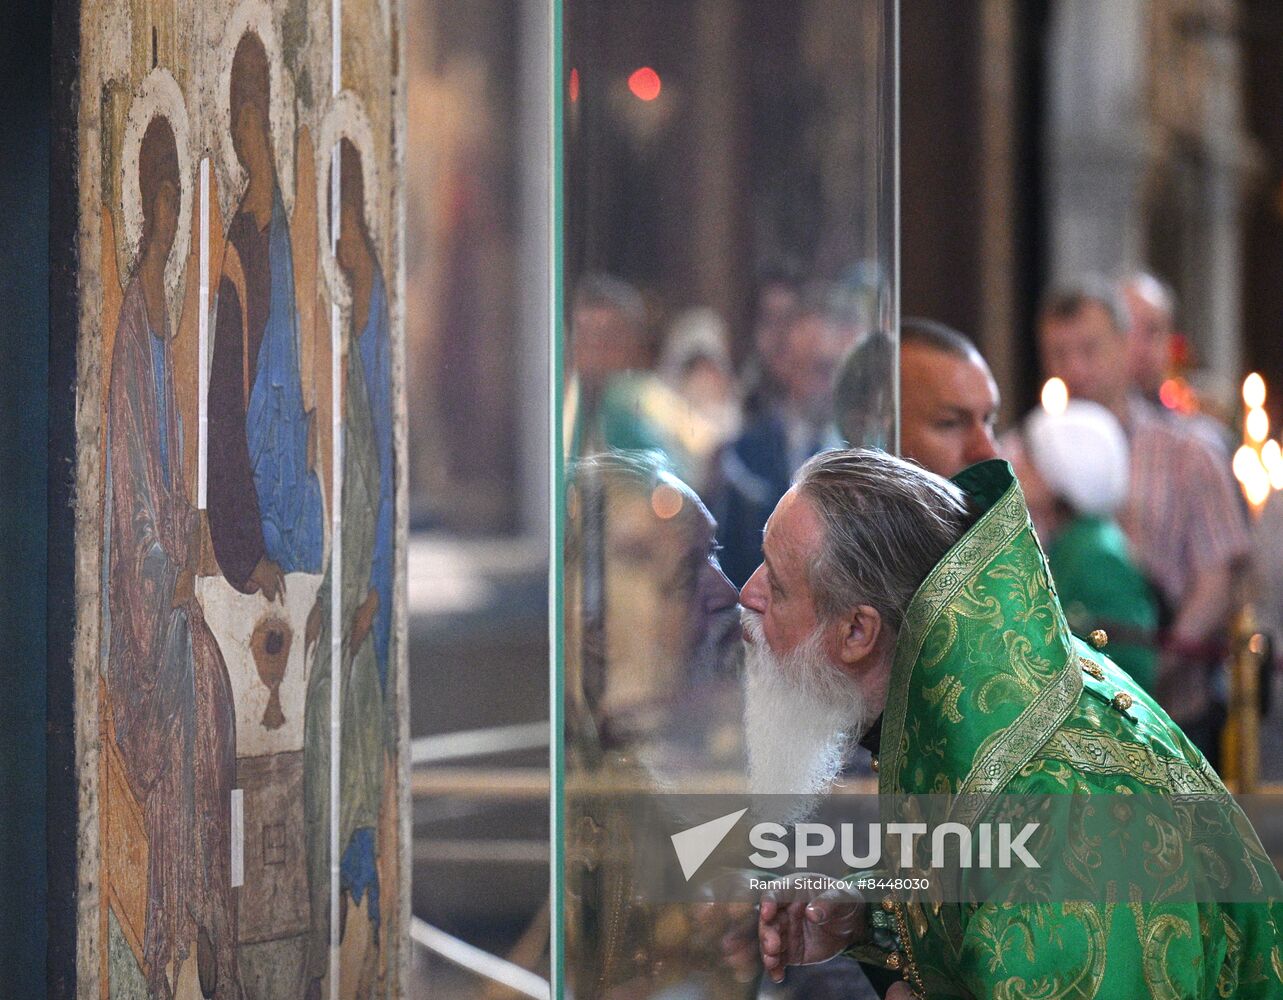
[
  {"left": 207, "top": 26, "right": 324, "bottom": 596},
  {"left": 86, "top": 2, "right": 402, "bottom": 994},
  {"left": 104, "top": 99, "right": 241, "bottom": 998},
  {"left": 303, "top": 106, "right": 394, "bottom": 998}
]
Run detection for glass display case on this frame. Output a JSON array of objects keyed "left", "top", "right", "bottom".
[
  {"left": 400, "top": 2, "right": 1283, "bottom": 996},
  {"left": 554, "top": 2, "right": 898, "bottom": 994}
]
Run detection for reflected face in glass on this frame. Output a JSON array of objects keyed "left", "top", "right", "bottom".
[
  {"left": 1039, "top": 301, "right": 1129, "bottom": 410},
  {"left": 572, "top": 304, "right": 646, "bottom": 386},
  {"left": 739, "top": 488, "right": 827, "bottom": 658},
  {"left": 603, "top": 478, "right": 740, "bottom": 698},
  {"left": 900, "top": 344, "right": 1000, "bottom": 478},
  {"left": 779, "top": 312, "right": 848, "bottom": 418},
  {"left": 755, "top": 282, "right": 800, "bottom": 374}
]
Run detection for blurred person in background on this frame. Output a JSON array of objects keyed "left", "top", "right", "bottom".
[
  {"left": 1256, "top": 490, "right": 1283, "bottom": 673},
  {"left": 1014, "top": 400, "right": 1159, "bottom": 692},
  {"left": 656, "top": 307, "right": 742, "bottom": 495},
  {"left": 1120, "top": 271, "right": 1176, "bottom": 409},
  {"left": 566, "top": 272, "right": 654, "bottom": 456},
  {"left": 835, "top": 318, "right": 999, "bottom": 476},
  {"left": 740, "top": 264, "right": 802, "bottom": 417},
  {"left": 1035, "top": 276, "right": 1249, "bottom": 766},
  {"left": 566, "top": 274, "right": 694, "bottom": 476},
  {"left": 1120, "top": 270, "right": 1234, "bottom": 455},
  {"left": 713, "top": 284, "right": 851, "bottom": 587},
  {"left": 1252, "top": 489, "right": 1283, "bottom": 781}
]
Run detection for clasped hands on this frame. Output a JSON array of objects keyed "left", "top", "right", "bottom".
[{"left": 708, "top": 875, "right": 913, "bottom": 997}]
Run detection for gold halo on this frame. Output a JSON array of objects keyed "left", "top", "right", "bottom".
[
  {"left": 316, "top": 90, "right": 382, "bottom": 309},
  {"left": 216, "top": 0, "right": 296, "bottom": 218},
  {"left": 120, "top": 68, "right": 194, "bottom": 308}
]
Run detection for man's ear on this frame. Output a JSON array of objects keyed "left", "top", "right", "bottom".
[{"left": 832, "top": 604, "right": 883, "bottom": 673}]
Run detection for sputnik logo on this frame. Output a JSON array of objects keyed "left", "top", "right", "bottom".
[{"left": 670, "top": 809, "right": 747, "bottom": 881}]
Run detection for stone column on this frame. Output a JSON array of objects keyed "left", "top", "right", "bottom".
[{"left": 1044, "top": 0, "right": 1150, "bottom": 280}]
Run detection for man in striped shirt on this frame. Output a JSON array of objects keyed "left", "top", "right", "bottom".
[{"left": 1035, "top": 276, "right": 1250, "bottom": 766}]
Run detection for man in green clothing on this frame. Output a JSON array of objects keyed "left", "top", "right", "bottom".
[{"left": 735, "top": 449, "right": 1282, "bottom": 998}]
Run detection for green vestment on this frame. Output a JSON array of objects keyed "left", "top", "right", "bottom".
[
  {"left": 1046, "top": 513, "right": 1158, "bottom": 693},
  {"left": 853, "top": 460, "right": 1283, "bottom": 999}
]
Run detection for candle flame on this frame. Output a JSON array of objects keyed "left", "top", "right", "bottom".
[
  {"left": 1247, "top": 407, "right": 1270, "bottom": 444},
  {"left": 1243, "top": 372, "right": 1266, "bottom": 409},
  {"left": 1041, "top": 378, "right": 1069, "bottom": 416}
]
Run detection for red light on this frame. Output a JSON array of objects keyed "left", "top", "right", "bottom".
[
  {"left": 569, "top": 67, "right": 580, "bottom": 103},
  {"left": 628, "top": 66, "right": 662, "bottom": 102},
  {"left": 1159, "top": 379, "right": 1181, "bottom": 410}
]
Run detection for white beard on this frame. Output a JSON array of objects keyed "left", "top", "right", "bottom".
[{"left": 741, "top": 609, "right": 869, "bottom": 806}]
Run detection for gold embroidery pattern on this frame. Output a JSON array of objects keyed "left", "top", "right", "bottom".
[
  {"left": 922, "top": 675, "right": 965, "bottom": 725},
  {"left": 891, "top": 898, "right": 926, "bottom": 998},
  {"left": 882, "top": 477, "right": 1028, "bottom": 792},
  {"left": 1043, "top": 728, "right": 1222, "bottom": 797},
  {"left": 1130, "top": 885, "right": 1194, "bottom": 1000},
  {"left": 952, "top": 663, "right": 1082, "bottom": 825},
  {"left": 870, "top": 463, "right": 1283, "bottom": 997},
  {"left": 983, "top": 901, "right": 1109, "bottom": 1000},
  {"left": 1216, "top": 910, "right": 1243, "bottom": 998}
]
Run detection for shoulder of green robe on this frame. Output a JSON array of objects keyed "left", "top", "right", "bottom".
[
  {"left": 879, "top": 459, "right": 1083, "bottom": 804},
  {"left": 1033, "top": 638, "right": 1219, "bottom": 793}
]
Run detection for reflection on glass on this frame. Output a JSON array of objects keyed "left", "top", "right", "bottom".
[
  {"left": 566, "top": 454, "right": 742, "bottom": 758},
  {"left": 565, "top": 452, "right": 749, "bottom": 997},
  {"left": 406, "top": 2, "right": 540, "bottom": 534},
  {"left": 560, "top": 1, "right": 897, "bottom": 995},
  {"left": 403, "top": 0, "right": 551, "bottom": 991}
]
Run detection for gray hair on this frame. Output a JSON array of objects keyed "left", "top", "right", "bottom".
[
  {"left": 794, "top": 449, "right": 973, "bottom": 633},
  {"left": 565, "top": 449, "right": 681, "bottom": 560},
  {"left": 1038, "top": 274, "right": 1129, "bottom": 335},
  {"left": 833, "top": 331, "right": 894, "bottom": 447},
  {"left": 570, "top": 448, "right": 673, "bottom": 494},
  {"left": 573, "top": 272, "right": 646, "bottom": 332}
]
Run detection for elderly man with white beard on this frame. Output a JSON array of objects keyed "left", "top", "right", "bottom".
[
  {"left": 737, "top": 453, "right": 966, "bottom": 801},
  {"left": 728, "top": 449, "right": 1283, "bottom": 1000}
]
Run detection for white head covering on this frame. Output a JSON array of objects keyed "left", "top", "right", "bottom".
[
  {"left": 1024, "top": 399, "right": 1130, "bottom": 516},
  {"left": 659, "top": 307, "right": 731, "bottom": 384}
]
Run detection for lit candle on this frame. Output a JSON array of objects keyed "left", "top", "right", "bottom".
[
  {"left": 1243, "top": 372, "right": 1266, "bottom": 409},
  {"left": 1040, "top": 377, "right": 1068, "bottom": 416}
]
